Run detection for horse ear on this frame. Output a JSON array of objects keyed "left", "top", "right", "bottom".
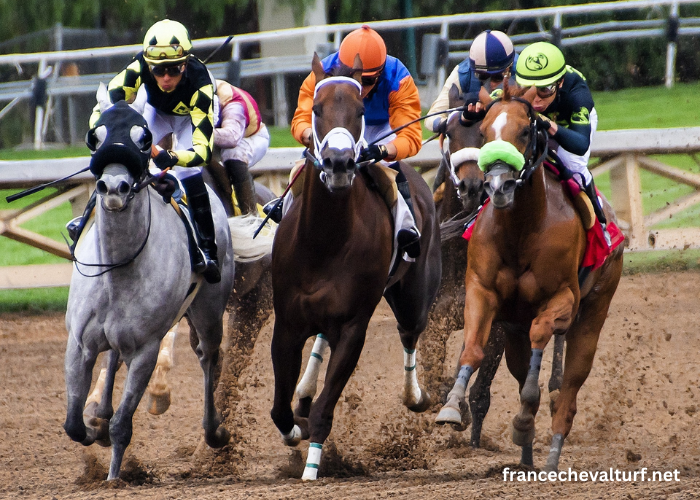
[
  {"left": 312, "top": 52, "right": 325, "bottom": 82},
  {"left": 448, "top": 84, "right": 460, "bottom": 107},
  {"left": 521, "top": 86, "right": 538, "bottom": 104},
  {"left": 96, "top": 82, "right": 113, "bottom": 113},
  {"left": 352, "top": 54, "right": 363, "bottom": 83}
]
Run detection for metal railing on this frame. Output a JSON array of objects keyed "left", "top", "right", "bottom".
[{"left": 0, "top": 0, "right": 698, "bottom": 144}]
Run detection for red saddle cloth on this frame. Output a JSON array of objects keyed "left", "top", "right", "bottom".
[{"left": 462, "top": 178, "right": 624, "bottom": 271}]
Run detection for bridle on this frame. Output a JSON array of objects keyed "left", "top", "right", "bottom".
[
  {"left": 483, "top": 96, "right": 549, "bottom": 184},
  {"left": 311, "top": 76, "right": 366, "bottom": 166},
  {"left": 71, "top": 169, "right": 156, "bottom": 278}
]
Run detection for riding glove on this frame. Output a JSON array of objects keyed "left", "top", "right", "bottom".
[
  {"left": 153, "top": 149, "right": 179, "bottom": 170},
  {"left": 358, "top": 144, "right": 389, "bottom": 164},
  {"left": 536, "top": 114, "right": 552, "bottom": 132},
  {"left": 461, "top": 106, "right": 486, "bottom": 125}
]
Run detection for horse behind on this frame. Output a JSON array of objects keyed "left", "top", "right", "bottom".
[
  {"left": 269, "top": 55, "right": 441, "bottom": 481},
  {"left": 436, "top": 86, "right": 623, "bottom": 471},
  {"left": 63, "top": 96, "right": 234, "bottom": 480}
]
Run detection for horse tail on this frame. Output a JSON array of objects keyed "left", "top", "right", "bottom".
[{"left": 228, "top": 214, "right": 276, "bottom": 262}]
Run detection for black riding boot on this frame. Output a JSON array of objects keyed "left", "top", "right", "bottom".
[
  {"left": 391, "top": 164, "right": 421, "bottom": 259},
  {"left": 224, "top": 159, "right": 257, "bottom": 215},
  {"left": 66, "top": 190, "right": 97, "bottom": 246},
  {"left": 181, "top": 174, "right": 221, "bottom": 284},
  {"left": 584, "top": 178, "right": 611, "bottom": 247}
]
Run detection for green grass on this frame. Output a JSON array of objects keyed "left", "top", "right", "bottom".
[{"left": 1, "top": 83, "right": 700, "bottom": 311}]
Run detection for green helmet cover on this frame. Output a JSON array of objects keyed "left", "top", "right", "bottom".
[{"left": 515, "top": 42, "right": 566, "bottom": 87}]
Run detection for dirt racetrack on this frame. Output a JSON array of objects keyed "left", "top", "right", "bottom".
[{"left": 1, "top": 270, "right": 699, "bottom": 499}]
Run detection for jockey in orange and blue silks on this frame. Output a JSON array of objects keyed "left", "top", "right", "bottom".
[{"left": 289, "top": 25, "right": 423, "bottom": 258}]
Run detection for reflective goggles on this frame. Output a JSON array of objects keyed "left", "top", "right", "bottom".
[
  {"left": 536, "top": 83, "right": 558, "bottom": 99},
  {"left": 150, "top": 64, "right": 186, "bottom": 78},
  {"left": 145, "top": 44, "right": 186, "bottom": 61},
  {"left": 477, "top": 71, "right": 504, "bottom": 83}
]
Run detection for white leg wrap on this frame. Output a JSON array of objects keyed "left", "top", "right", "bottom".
[
  {"left": 403, "top": 348, "right": 421, "bottom": 406},
  {"left": 296, "top": 334, "right": 329, "bottom": 400},
  {"left": 281, "top": 424, "right": 302, "bottom": 446},
  {"left": 302, "top": 442, "right": 323, "bottom": 481}
]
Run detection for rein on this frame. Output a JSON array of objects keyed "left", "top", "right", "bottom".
[{"left": 71, "top": 172, "right": 155, "bottom": 278}]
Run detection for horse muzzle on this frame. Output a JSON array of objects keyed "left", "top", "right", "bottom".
[
  {"left": 484, "top": 163, "right": 519, "bottom": 208},
  {"left": 320, "top": 148, "right": 357, "bottom": 191},
  {"left": 95, "top": 165, "right": 135, "bottom": 211}
]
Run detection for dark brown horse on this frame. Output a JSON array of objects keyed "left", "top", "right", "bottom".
[
  {"left": 269, "top": 55, "right": 441, "bottom": 481},
  {"left": 436, "top": 85, "right": 623, "bottom": 471}
]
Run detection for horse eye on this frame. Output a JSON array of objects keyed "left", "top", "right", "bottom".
[{"left": 312, "top": 104, "right": 322, "bottom": 118}]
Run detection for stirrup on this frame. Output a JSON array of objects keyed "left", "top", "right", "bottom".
[
  {"left": 263, "top": 198, "right": 283, "bottom": 224},
  {"left": 398, "top": 227, "right": 421, "bottom": 259},
  {"left": 193, "top": 249, "right": 221, "bottom": 284}
]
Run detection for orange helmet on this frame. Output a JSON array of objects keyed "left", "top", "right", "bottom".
[{"left": 338, "top": 25, "right": 387, "bottom": 76}]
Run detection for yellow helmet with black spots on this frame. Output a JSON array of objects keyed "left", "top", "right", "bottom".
[{"left": 143, "top": 19, "right": 192, "bottom": 66}]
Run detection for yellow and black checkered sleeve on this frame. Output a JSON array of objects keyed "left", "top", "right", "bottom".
[
  {"left": 88, "top": 59, "right": 143, "bottom": 128},
  {"left": 174, "top": 83, "right": 215, "bottom": 167}
]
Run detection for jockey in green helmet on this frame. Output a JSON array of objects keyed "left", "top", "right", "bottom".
[{"left": 515, "top": 41, "right": 611, "bottom": 246}]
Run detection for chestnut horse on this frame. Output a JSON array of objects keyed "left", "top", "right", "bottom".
[
  {"left": 431, "top": 84, "right": 566, "bottom": 447},
  {"left": 436, "top": 85, "right": 623, "bottom": 471},
  {"left": 269, "top": 55, "right": 441, "bottom": 481}
]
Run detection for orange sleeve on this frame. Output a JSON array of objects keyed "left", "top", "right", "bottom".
[
  {"left": 291, "top": 72, "right": 317, "bottom": 145},
  {"left": 387, "top": 75, "right": 423, "bottom": 161}
]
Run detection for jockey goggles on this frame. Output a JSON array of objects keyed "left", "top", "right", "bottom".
[
  {"left": 145, "top": 44, "right": 187, "bottom": 62},
  {"left": 361, "top": 74, "right": 380, "bottom": 87},
  {"left": 536, "top": 83, "right": 558, "bottom": 99},
  {"left": 150, "top": 63, "right": 186, "bottom": 77}
]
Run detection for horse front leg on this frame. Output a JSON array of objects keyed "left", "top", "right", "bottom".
[
  {"left": 108, "top": 341, "right": 160, "bottom": 480},
  {"left": 436, "top": 281, "right": 497, "bottom": 428},
  {"left": 83, "top": 349, "right": 122, "bottom": 446},
  {"left": 295, "top": 334, "right": 329, "bottom": 420},
  {"left": 145, "top": 326, "right": 178, "bottom": 415},
  {"left": 514, "top": 288, "right": 575, "bottom": 467},
  {"left": 302, "top": 319, "right": 368, "bottom": 481},
  {"left": 270, "top": 321, "right": 307, "bottom": 447},
  {"left": 64, "top": 333, "right": 100, "bottom": 447}
]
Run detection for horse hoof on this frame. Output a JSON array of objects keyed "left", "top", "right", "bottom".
[
  {"left": 407, "top": 391, "right": 432, "bottom": 413},
  {"left": 512, "top": 422, "right": 536, "bottom": 446},
  {"left": 435, "top": 406, "right": 463, "bottom": 427},
  {"left": 145, "top": 390, "right": 171, "bottom": 415},
  {"left": 206, "top": 426, "right": 231, "bottom": 449},
  {"left": 282, "top": 425, "right": 302, "bottom": 447}
]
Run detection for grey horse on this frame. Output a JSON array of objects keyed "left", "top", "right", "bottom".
[{"left": 63, "top": 94, "right": 234, "bottom": 481}]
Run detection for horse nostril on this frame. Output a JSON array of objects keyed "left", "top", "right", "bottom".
[
  {"left": 117, "top": 181, "right": 130, "bottom": 195},
  {"left": 96, "top": 180, "right": 108, "bottom": 196}
]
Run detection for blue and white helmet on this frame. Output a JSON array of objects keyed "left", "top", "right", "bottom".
[{"left": 469, "top": 30, "right": 515, "bottom": 75}]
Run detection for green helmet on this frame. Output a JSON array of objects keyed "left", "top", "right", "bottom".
[
  {"left": 515, "top": 42, "right": 566, "bottom": 87},
  {"left": 142, "top": 19, "right": 192, "bottom": 66}
]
